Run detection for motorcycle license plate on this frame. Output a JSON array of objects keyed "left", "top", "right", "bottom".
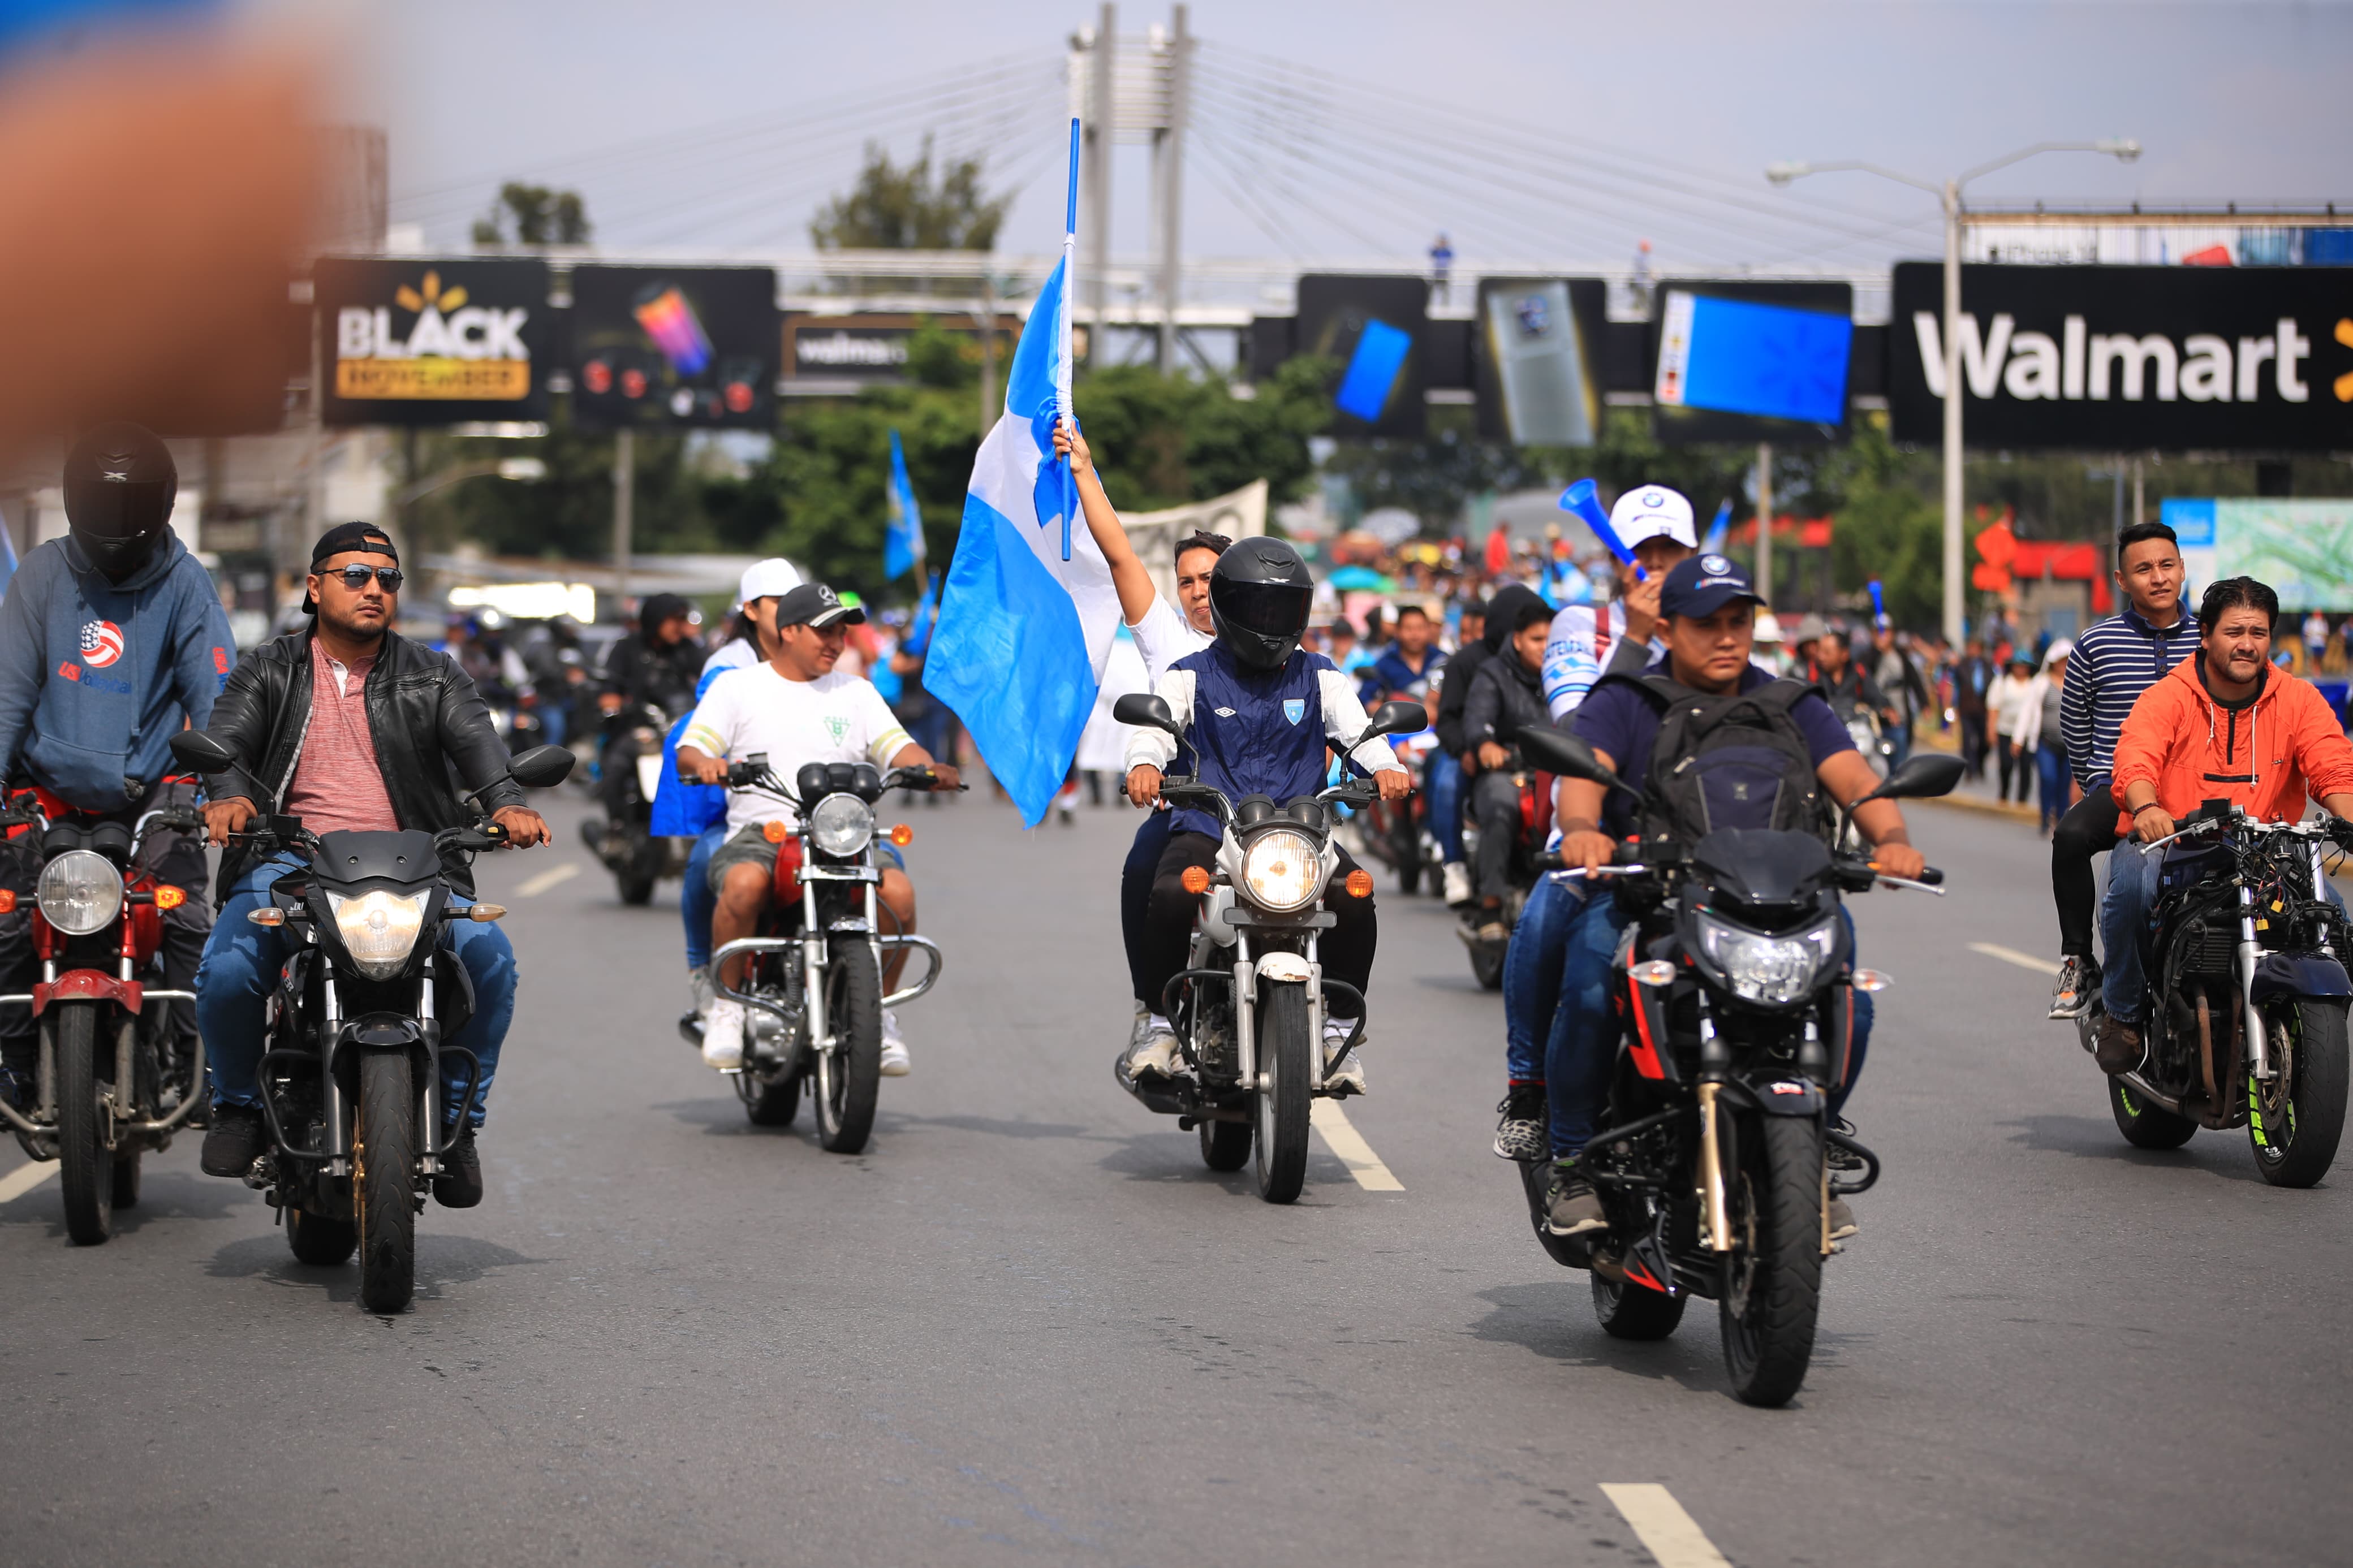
[{"left": 636, "top": 754, "right": 665, "bottom": 801}]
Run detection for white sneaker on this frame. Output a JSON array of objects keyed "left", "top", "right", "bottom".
[
  {"left": 688, "top": 965, "right": 716, "bottom": 1020},
  {"left": 1324, "top": 1024, "right": 1367, "bottom": 1094},
  {"left": 879, "top": 1009, "right": 911, "bottom": 1076},
  {"left": 1441, "top": 862, "right": 1472, "bottom": 906},
  {"left": 1126, "top": 1020, "right": 1182, "bottom": 1080},
  {"left": 702, "top": 1000, "right": 745, "bottom": 1070}
]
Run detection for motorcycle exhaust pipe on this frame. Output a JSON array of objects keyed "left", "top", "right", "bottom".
[{"left": 1696, "top": 1082, "right": 1733, "bottom": 1253}]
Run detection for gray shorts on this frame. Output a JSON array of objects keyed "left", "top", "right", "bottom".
[{"left": 706, "top": 823, "right": 904, "bottom": 894}]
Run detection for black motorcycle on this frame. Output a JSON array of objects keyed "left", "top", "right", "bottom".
[
  {"left": 1456, "top": 758, "right": 1544, "bottom": 990},
  {"left": 1514, "top": 728, "right": 1960, "bottom": 1406},
  {"left": 693, "top": 754, "right": 947, "bottom": 1154},
  {"left": 2078, "top": 804, "right": 2351, "bottom": 1185},
  {"left": 168, "top": 731, "right": 572, "bottom": 1314},
  {"left": 583, "top": 700, "right": 686, "bottom": 905}
]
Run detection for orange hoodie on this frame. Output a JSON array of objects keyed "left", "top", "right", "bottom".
[{"left": 2109, "top": 655, "right": 2353, "bottom": 835}]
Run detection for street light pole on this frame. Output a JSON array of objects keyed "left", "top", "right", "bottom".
[{"left": 1766, "top": 139, "right": 2140, "bottom": 645}]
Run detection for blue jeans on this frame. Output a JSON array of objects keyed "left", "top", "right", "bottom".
[
  {"left": 196, "top": 856, "right": 518, "bottom": 1129},
  {"left": 1502, "top": 871, "right": 1576, "bottom": 1082},
  {"left": 681, "top": 822, "right": 724, "bottom": 971},
  {"left": 1545, "top": 887, "right": 1874, "bottom": 1158},
  {"left": 2035, "top": 742, "right": 2068, "bottom": 834},
  {"left": 1425, "top": 753, "right": 1464, "bottom": 864}
]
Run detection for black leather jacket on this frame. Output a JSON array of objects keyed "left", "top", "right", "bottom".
[{"left": 204, "top": 629, "right": 525, "bottom": 897}]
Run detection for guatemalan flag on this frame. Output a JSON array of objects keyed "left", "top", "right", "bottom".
[
  {"left": 883, "top": 428, "right": 925, "bottom": 581},
  {"left": 926, "top": 250, "right": 1120, "bottom": 828}
]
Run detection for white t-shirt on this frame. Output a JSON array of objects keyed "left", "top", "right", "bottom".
[
  {"left": 1128, "top": 594, "right": 1214, "bottom": 684},
  {"left": 702, "top": 637, "right": 760, "bottom": 679},
  {"left": 682, "top": 665, "right": 912, "bottom": 835}
]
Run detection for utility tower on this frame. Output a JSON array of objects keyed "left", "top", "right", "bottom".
[{"left": 1066, "top": 5, "right": 1193, "bottom": 373}]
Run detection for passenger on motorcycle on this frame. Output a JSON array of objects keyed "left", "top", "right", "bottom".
[
  {"left": 1052, "top": 420, "right": 1228, "bottom": 1055},
  {"left": 2093, "top": 577, "right": 2353, "bottom": 1072},
  {"left": 1355, "top": 603, "right": 1445, "bottom": 710},
  {"left": 703, "top": 558, "right": 801, "bottom": 680},
  {"left": 0, "top": 423, "right": 235, "bottom": 1113},
  {"left": 1541, "top": 554, "right": 1925, "bottom": 1239},
  {"left": 1462, "top": 595, "right": 1556, "bottom": 941},
  {"left": 1494, "top": 487, "right": 1697, "bottom": 1159},
  {"left": 1122, "top": 537, "right": 1412, "bottom": 1093},
  {"left": 193, "top": 523, "right": 551, "bottom": 1206},
  {"left": 677, "top": 582, "right": 961, "bottom": 1075}
]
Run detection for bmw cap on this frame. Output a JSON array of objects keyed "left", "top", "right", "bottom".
[
  {"left": 1660, "top": 552, "right": 1766, "bottom": 620},
  {"left": 1608, "top": 485, "right": 1697, "bottom": 550}
]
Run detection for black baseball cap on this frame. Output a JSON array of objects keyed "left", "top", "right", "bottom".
[
  {"left": 1660, "top": 552, "right": 1766, "bottom": 620},
  {"left": 303, "top": 523, "right": 399, "bottom": 614},
  {"left": 775, "top": 582, "right": 867, "bottom": 629}
]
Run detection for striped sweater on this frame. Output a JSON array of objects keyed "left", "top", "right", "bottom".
[{"left": 2059, "top": 606, "right": 2202, "bottom": 789}]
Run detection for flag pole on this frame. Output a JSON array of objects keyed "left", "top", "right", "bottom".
[{"left": 1057, "top": 115, "right": 1080, "bottom": 562}]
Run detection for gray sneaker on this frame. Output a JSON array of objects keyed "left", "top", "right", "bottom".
[
  {"left": 1125, "top": 1024, "right": 1183, "bottom": 1081},
  {"left": 1828, "top": 1194, "right": 1858, "bottom": 1242},
  {"left": 1542, "top": 1163, "right": 1606, "bottom": 1237},
  {"left": 2049, "top": 955, "right": 2096, "bottom": 1020}
]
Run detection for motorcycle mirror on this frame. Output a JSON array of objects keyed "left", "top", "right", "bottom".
[
  {"left": 1514, "top": 724, "right": 1622, "bottom": 791},
  {"left": 1856, "top": 751, "right": 1965, "bottom": 805},
  {"left": 1362, "top": 700, "right": 1428, "bottom": 741},
  {"left": 1113, "top": 693, "right": 1182, "bottom": 737},
  {"left": 167, "top": 730, "right": 239, "bottom": 776},
  {"left": 503, "top": 745, "right": 577, "bottom": 790}
]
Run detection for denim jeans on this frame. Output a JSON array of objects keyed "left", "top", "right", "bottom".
[
  {"left": 1424, "top": 752, "right": 1464, "bottom": 865},
  {"left": 2035, "top": 742, "right": 2068, "bottom": 835},
  {"left": 1502, "top": 871, "right": 1576, "bottom": 1082},
  {"left": 681, "top": 823, "right": 724, "bottom": 971},
  {"left": 196, "top": 855, "right": 518, "bottom": 1129},
  {"left": 1545, "top": 888, "right": 1873, "bottom": 1158}
]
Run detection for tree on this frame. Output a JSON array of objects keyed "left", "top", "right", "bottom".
[
  {"left": 472, "top": 183, "right": 591, "bottom": 249},
  {"left": 1074, "top": 358, "right": 1331, "bottom": 513},
  {"left": 810, "top": 139, "right": 1009, "bottom": 252}
]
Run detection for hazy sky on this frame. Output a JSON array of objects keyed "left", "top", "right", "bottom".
[{"left": 366, "top": 1, "right": 2351, "bottom": 275}]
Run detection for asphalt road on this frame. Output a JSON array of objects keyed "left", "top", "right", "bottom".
[{"left": 4, "top": 786, "right": 2349, "bottom": 1568}]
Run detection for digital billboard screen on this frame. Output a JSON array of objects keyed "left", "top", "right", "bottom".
[
  {"left": 317, "top": 257, "right": 550, "bottom": 427},
  {"left": 569, "top": 265, "right": 779, "bottom": 430},
  {"left": 1649, "top": 280, "right": 1853, "bottom": 446},
  {"left": 1475, "top": 277, "right": 1606, "bottom": 446},
  {"left": 1295, "top": 274, "right": 1429, "bottom": 438}
]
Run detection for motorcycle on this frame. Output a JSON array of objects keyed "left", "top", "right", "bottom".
[
  {"left": 166, "top": 729, "right": 574, "bottom": 1313},
  {"left": 2078, "top": 805, "right": 2351, "bottom": 1185},
  {"left": 582, "top": 700, "right": 688, "bottom": 905},
  {"left": 1109, "top": 693, "right": 1424, "bottom": 1204},
  {"left": 689, "top": 754, "right": 947, "bottom": 1154},
  {"left": 1455, "top": 758, "right": 1551, "bottom": 991},
  {"left": 1352, "top": 692, "right": 1444, "bottom": 896},
  {"left": 1512, "top": 727, "right": 1961, "bottom": 1406},
  {"left": 0, "top": 785, "right": 208, "bottom": 1245}
]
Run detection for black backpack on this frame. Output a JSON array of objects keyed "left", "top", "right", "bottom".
[{"left": 1596, "top": 671, "right": 1831, "bottom": 845}]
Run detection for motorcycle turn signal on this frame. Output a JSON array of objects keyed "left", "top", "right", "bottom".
[
  {"left": 888, "top": 823, "right": 914, "bottom": 848},
  {"left": 1181, "top": 865, "right": 1213, "bottom": 895},
  {"left": 0, "top": 889, "right": 12, "bottom": 913},
  {"left": 1850, "top": 969, "right": 1893, "bottom": 992},
  {"left": 466, "top": 904, "right": 507, "bottom": 922},
  {"left": 245, "top": 907, "right": 285, "bottom": 927},
  {"left": 1344, "top": 869, "right": 1374, "bottom": 899}
]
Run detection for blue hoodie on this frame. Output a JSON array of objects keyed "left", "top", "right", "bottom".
[{"left": 0, "top": 530, "right": 235, "bottom": 810}]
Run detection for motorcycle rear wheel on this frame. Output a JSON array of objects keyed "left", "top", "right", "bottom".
[
  {"left": 1199, "top": 1115, "right": 1252, "bottom": 1171},
  {"left": 743, "top": 1062, "right": 805, "bottom": 1128},
  {"left": 286, "top": 1206, "right": 359, "bottom": 1266},
  {"left": 2108, "top": 1074, "right": 2196, "bottom": 1150},
  {"left": 53, "top": 1003, "right": 114, "bottom": 1246},
  {"left": 355, "top": 1052, "right": 417, "bottom": 1314},
  {"left": 2251, "top": 999, "right": 2349, "bottom": 1188},
  {"left": 1593, "top": 1272, "right": 1687, "bottom": 1340},
  {"left": 111, "top": 1151, "right": 141, "bottom": 1210},
  {"left": 814, "top": 940, "right": 882, "bottom": 1154},
  {"left": 1468, "top": 943, "right": 1506, "bottom": 992},
  {"left": 1253, "top": 983, "right": 1311, "bottom": 1204},
  {"left": 1718, "top": 1112, "right": 1824, "bottom": 1408}
]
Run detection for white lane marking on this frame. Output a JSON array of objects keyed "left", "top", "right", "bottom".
[
  {"left": 516, "top": 862, "right": 582, "bottom": 898},
  {"left": 1309, "top": 1100, "right": 1403, "bottom": 1191},
  {"left": 1601, "top": 1483, "right": 1734, "bottom": 1568},
  {"left": 0, "top": 1161, "right": 59, "bottom": 1205},
  {"left": 1970, "top": 941, "right": 2061, "bottom": 977}
]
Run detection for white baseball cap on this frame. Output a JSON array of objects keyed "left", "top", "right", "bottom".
[
  {"left": 733, "top": 557, "right": 803, "bottom": 611},
  {"left": 1608, "top": 485, "right": 1697, "bottom": 550}
]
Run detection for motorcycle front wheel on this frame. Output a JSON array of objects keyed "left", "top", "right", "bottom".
[
  {"left": 1252, "top": 983, "right": 1311, "bottom": 1204},
  {"left": 814, "top": 940, "right": 882, "bottom": 1154},
  {"left": 354, "top": 1052, "right": 417, "bottom": 1314},
  {"left": 2250, "top": 998, "right": 2350, "bottom": 1188},
  {"left": 1718, "top": 1112, "right": 1824, "bottom": 1407},
  {"left": 53, "top": 1002, "right": 114, "bottom": 1246}
]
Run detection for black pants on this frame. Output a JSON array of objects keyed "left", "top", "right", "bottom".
[
  {"left": 1471, "top": 768, "right": 1524, "bottom": 903},
  {"left": 1140, "top": 831, "right": 1376, "bottom": 1020},
  {"left": 1959, "top": 716, "right": 1988, "bottom": 779},
  {"left": 1121, "top": 809, "right": 1176, "bottom": 1003},
  {"left": 2052, "top": 780, "right": 2120, "bottom": 960}
]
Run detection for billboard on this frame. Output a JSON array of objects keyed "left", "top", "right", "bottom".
[
  {"left": 782, "top": 313, "right": 1024, "bottom": 385},
  {"left": 1474, "top": 277, "right": 1606, "bottom": 446},
  {"left": 2162, "top": 497, "right": 2353, "bottom": 611},
  {"left": 570, "top": 265, "right": 779, "bottom": 430},
  {"left": 1295, "top": 274, "right": 1429, "bottom": 438},
  {"left": 1649, "top": 280, "right": 1854, "bottom": 446},
  {"left": 1889, "top": 264, "right": 2353, "bottom": 451},
  {"left": 318, "top": 257, "right": 549, "bottom": 427}
]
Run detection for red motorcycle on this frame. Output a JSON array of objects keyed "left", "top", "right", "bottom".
[{"left": 0, "top": 785, "right": 208, "bottom": 1245}]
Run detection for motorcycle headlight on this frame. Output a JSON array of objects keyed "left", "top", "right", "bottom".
[
  {"left": 808, "top": 794, "right": 874, "bottom": 858},
  {"left": 1694, "top": 910, "right": 1839, "bottom": 1006},
  {"left": 37, "top": 849, "right": 123, "bottom": 936},
  {"left": 328, "top": 889, "right": 430, "bottom": 980},
  {"left": 1242, "top": 828, "right": 1322, "bottom": 913}
]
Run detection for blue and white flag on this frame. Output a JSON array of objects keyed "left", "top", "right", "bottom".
[
  {"left": 904, "top": 569, "right": 940, "bottom": 656},
  {"left": 1701, "top": 498, "right": 1731, "bottom": 556},
  {"left": 927, "top": 126, "right": 1118, "bottom": 827},
  {"left": 0, "top": 512, "right": 16, "bottom": 606},
  {"left": 884, "top": 428, "right": 925, "bottom": 581}
]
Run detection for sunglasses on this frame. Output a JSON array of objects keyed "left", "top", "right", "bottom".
[{"left": 320, "top": 565, "right": 403, "bottom": 593}]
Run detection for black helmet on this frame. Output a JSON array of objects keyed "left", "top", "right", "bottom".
[
  {"left": 1209, "top": 536, "right": 1315, "bottom": 672},
  {"left": 64, "top": 422, "right": 176, "bottom": 580}
]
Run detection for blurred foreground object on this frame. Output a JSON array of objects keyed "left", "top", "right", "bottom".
[{"left": 0, "top": 41, "right": 319, "bottom": 448}]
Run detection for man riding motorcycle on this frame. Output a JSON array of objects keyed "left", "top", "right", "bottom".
[
  {"left": 678, "top": 582, "right": 960, "bottom": 1075},
  {"left": 1541, "top": 555, "right": 1925, "bottom": 1239},
  {"left": 0, "top": 422, "right": 234, "bottom": 1112},
  {"left": 191, "top": 523, "right": 551, "bottom": 1206},
  {"left": 1356, "top": 602, "right": 1446, "bottom": 710},
  {"left": 1122, "top": 537, "right": 1412, "bottom": 1094},
  {"left": 1463, "top": 594, "right": 1555, "bottom": 941},
  {"left": 2094, "top": 576, "right": 2353, "bottom": 1072},
  {"left": 2050, "top": 521, "right": 2201, "bottom": 1019}
]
